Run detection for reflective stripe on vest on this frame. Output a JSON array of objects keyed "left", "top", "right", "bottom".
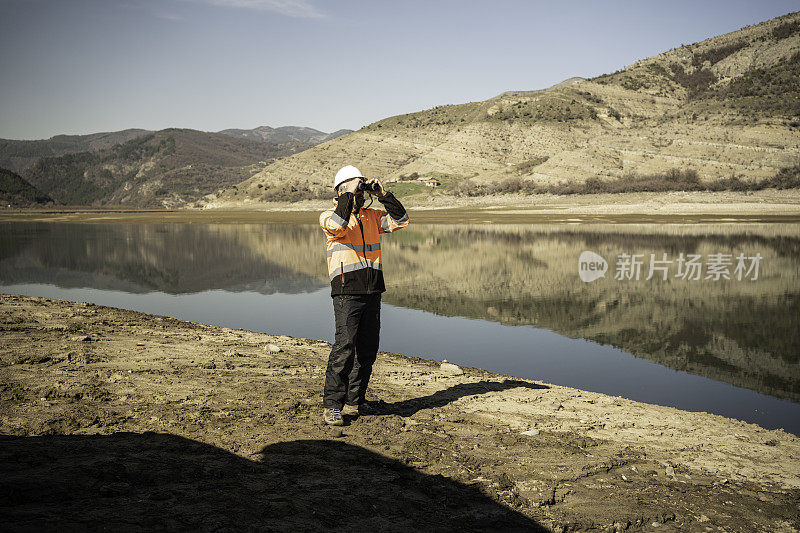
[
  {"left": 326, "top": 242, "right": 381, "bottom": 257},
  {"left": 329, "top": 260, "right": 383, "bottom": 280}
]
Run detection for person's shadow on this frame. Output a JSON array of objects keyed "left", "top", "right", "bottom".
[
  {"left": 0, "top": 432, "right": 547, "bottom": 531},
  {"left": 373, "top": 379, "right": 549, "bottom": 418}
]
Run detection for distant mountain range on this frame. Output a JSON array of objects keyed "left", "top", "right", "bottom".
[
  {"left": 217, "top": 126, "right": 352, "bottom": 144},
  {"left": 19, "top": 129, "right": 312, "bottom": 207},
  {"left": 0, "top": 126, "right": 351, "bottom": 176},
  {"left": 0, "top": 129, "right": 150, "bottom": 174},
  {"left": 0, "top": 125, "right": 351, "bottom": 207},
  {"left": 203, "top": 10, "right": 800, "bottom": 207}
]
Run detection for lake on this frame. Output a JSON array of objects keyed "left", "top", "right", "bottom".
[{"left": 1, "top": 219, "right": 798, "bottom": 434}]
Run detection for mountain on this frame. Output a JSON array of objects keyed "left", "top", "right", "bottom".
[
  {"left": 217, "top": 126, "right": 353, "bottom": 144},
  {"left": 22, "top": 129, "right": 313, "bottom": 207},
  {"left": 0, "top": 129, "right": 151, "bottom": 174},
  {"left": 0, "top": 125, "right": 351, "bottom": 190},
  {"left": 322, "top": 129, "right": 354, "bottom": 142},
  {"left": 203, "top": 11, "right": 800, "bottom": 207},
  {"left": 0, "top": 168, "right": 52, "bottom": 207}
]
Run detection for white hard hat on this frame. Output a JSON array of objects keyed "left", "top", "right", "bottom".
[{"left": 334, "top": 165, "right": 364, "bottom": 190}]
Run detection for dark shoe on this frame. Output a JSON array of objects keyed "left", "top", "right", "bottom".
[{"left": 322, "top": 407, "right": 344, "bottom": 426}]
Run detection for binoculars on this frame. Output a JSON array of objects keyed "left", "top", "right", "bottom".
[{"left": 356, "top": 181, "right": 382, "bottom": 193}]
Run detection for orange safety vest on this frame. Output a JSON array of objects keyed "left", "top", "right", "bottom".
[{"left": 319, "top": 192, "right": 409, "bottom": 295}]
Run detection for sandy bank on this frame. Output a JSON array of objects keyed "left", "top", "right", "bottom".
[
  {"left": 200, "top": 188, "right": 800, "bottom": 216},
  {"left": 1, "top": 293, "right": 798, "bottom": 531},
  {"left": 2, "top": 189, "right": 800, "bottom": 225}
]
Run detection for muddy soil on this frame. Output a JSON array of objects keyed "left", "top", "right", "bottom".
[{"left": 1, "top": 293, "right": 798, "bottom": 532}]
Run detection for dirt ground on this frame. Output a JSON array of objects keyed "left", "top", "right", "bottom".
[
  {"left": 2, "top": 189, "right": 800, "bottom": 226},
  {"left": 1, "top": 293, "right": 798, "bottom": 532}
]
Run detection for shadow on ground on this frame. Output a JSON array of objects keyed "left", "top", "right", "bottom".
[
  {"left": 0, "top": 432, "right": 546, "bottom": 531},
  {"left": 377, "top": 379, "right": 549, "bottom": 418}
]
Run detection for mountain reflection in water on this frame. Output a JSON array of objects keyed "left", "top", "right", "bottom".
[{"left": 1, "top": 221, "right": 798, "bottom": 433}]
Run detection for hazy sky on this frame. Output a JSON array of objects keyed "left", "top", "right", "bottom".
[{"left": 0, "top": 0, "right": 796, "bottom": 139}]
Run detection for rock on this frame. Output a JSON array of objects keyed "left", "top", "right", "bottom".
[
  {"left": 136, "top": 342, "right": 145, "bottom": 347},
  {"left": 331, "top": 428, "right": 344, "bottom": 438},
  {"left": 202, "top": 361, "right": 216, "bottom": 369},
  {"left": 223, "top": 349, "right": 240, "bottom": 357},
  {"left": 549, "top": 401, "right": 563, "bottom": 410},
  {"left": 665, "top": 465, "right": 676, "bottom": 478},
  {"left": 265, "top": 344, "right": 282, "bottom": 353},
  {"left": 651, "top": 522, "right": 662, "bottom": 528},
  {"left": 439, "top": 362, "right": 463, "bottom": 375},
  {"left": 70, "top": 335, "right": 90, "bottom": 342},
  {"left": 521, "top": 429, "right": 540, "bottom": 436}
]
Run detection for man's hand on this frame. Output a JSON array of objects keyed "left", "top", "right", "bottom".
[
  {"left": 340, "top": 178, "right": 361, "bottom": 195},
  {"left": 366, "top": 178, "right": 386, "bottom": 197}
]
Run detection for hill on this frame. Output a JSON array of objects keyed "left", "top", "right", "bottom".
[
  {"left": 22, "top": 129, "right": 313, "bottom": 207},
  {"left": 217, "top": 125, "right": 352, "bottom": 144},
  {"left": 0, "top": 168, "right": 52, "bottom": 207},
  {"left": 203, "top": 11, "right": 800, "bottom": 207},
  {"left": 0, "top": 129, "right": 151, "bottom": 174}
]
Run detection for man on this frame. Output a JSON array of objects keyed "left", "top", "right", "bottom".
[{"left": 318, "top": 165, "right": 410, "bottom": 426}]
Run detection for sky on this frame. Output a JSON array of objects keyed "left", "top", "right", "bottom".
[{"left": 0, "top": 0, "right": 797, "bottom": 140}]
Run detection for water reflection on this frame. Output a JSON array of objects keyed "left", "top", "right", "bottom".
[
  {"left": 0, "top": 223, "right": 326, "bottom": 295},
  {"left": 1, "top": 221, "right": 798, "bottom": 421},
  {"left": 379, "top": 224, "right": 800, "bottom": 405}
]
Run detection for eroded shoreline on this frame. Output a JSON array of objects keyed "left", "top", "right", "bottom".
[
  {"left": 2, "top": 189, "right": 800, "bottom": 225},
  {"left": 1, "top": 293, "right": 798, "bottom": 531}
]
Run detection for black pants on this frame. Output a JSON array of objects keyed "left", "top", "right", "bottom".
[{"left": 323, "top": 293, "right": 381, "bottom": 409}]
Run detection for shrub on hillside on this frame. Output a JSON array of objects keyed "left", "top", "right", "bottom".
[
  {"left": 260, "top": 183, "right": 330, "bottom": 202},
  {"left": 764, "top": 164, "right": 800, "bottom": 189},
  {"left": 772, "top": 20, "right": 800, "bottom": 40},
  {"left": 447, "top": 166, "right": 800, "bottom": 196},
  {"left": 514, "top": 156, "right": 549, "bottom": 175},
  {"left": 691, "top": 41, "right": 747, "bottom": 67},
  {"left": 450, "top": 178, "right": 482, "bottom": 197},
  {"left": 712, "top": 52, "right": 800, "bottom": 117},
  {"left": 491, "top": 177, "right": 524, "bottom": 194},
  {"left": 669, "top": 64, "right": 717, "bottom": 99}
]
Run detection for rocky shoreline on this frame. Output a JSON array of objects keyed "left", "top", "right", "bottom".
[{"left": 1, "top": 293, "right": 798, "bottom": 531}]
